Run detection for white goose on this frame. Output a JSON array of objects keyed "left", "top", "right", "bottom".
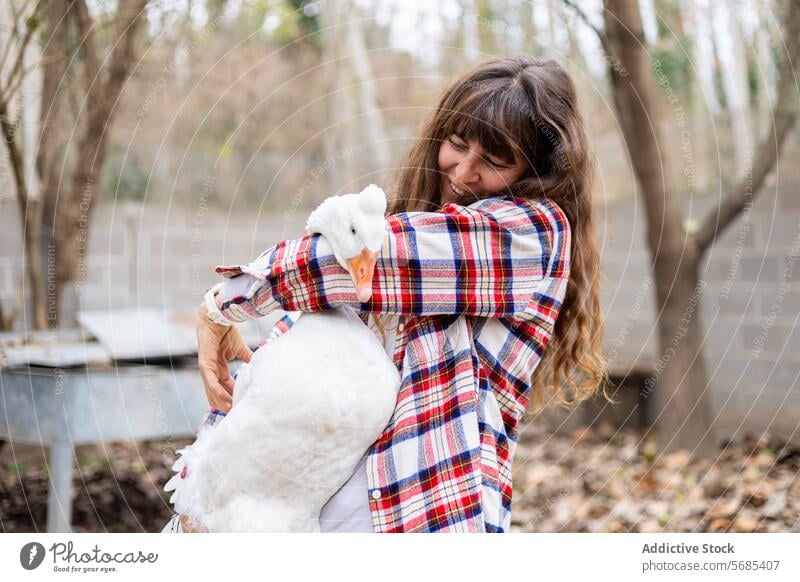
[{"left": 165, "top": 184, "right": 400, "bottom": 532}]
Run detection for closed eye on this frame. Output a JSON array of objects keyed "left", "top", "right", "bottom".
[
  {"left": 485, "top": 157, "right": 507, "bottom": 169},
  {"left": 449, "top": 135, "right": 508, "bottom": 168},
  {"left": 447, "top": 136, "right": 467, "bottom": 151}
]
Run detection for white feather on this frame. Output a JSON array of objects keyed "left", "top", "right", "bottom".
[{"left": 166, "top": 185, "right": 399, "bottom": 532}]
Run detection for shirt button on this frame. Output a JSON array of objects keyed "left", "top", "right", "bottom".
[{"left": 371, "top": 489, "right": 382, "bottom": 500}]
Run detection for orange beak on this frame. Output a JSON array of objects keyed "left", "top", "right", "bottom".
[{"left": 347, "top": 248, "right": 378, "bottom": 303}]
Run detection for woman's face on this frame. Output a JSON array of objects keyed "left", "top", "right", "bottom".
[{"left": 438, "top": 134, "right": 527, "bottom": 206}]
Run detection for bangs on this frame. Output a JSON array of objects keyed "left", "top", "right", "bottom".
[{"left": 445, "top": 86, "right": 532, "bottom": 166}]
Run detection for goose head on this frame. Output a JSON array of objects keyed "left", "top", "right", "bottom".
[{"left": 305, "top": 184, "right": 387, "bottom": 303}]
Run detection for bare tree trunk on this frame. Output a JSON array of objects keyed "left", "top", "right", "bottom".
[
  {"left": 43, "top": 0, "right": 149, "bottom": 325},
  {"left": 320, "top": 0, "right": 366, "bottom": 190},
  {"left": 714, "top": 3, "right": 752, "bottom": 175},
  {"left": 321, "top": 0, "right": 343, "bottom": 193},
  {"left": 0, "top": 96, "right": 46, "bottom": 330},
  {"left": 476, "top": 0, "right": 497, "bottom": 55},
  {"left": 546, "top": 0, "right": 561, "bottom": 58},
  {"left": 651, "top": 249, "right": 714, "bottom": 454},
  {"left": 462, "top": 0, "right": 480, "bottom": 63},
  {"left": 693, "top": 0, "right": 722, "bottom": 116},
  {"left": 593, "top": 0, "right": 799, "bottom": 455},
  {"left": 2, "top": 0, "right": 156, "bottom": 329},
  {"left": 38, "top": 0, "right": 69, "bottom": 329},
  {"left": 519, "top": 0, "right": 536, "bottom": 54},
  {"left": 695, "top": 0, "right": 800, "bottom": 252},
  {"left": 603, "top": 0, "right": 715, "bottom": 455},
  {"left": 683, "top": 0, "right": 711, "bottom": 196},
  {"left": 0, "top": 0, "right": 47, "bottom": 330},
  {"left": 603, "top": 0, "right": 684, "bottom": 255},
  {"left": 339, "top": 59, "right": 359, "bottom": 186},
  {"left": 753, "top": 0, "right": 777, "bottom": 137},
  {"left": 346, "top": 4, "right": 390, "bottom": 180}
]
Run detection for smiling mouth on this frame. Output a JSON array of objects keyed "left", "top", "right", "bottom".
[{"left": 448, "top": 180, "right": 472, "bottom": 198}]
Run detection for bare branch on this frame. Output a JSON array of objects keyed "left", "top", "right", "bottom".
[
  {"left": 602, "top": 0, "right": 685, "bottom": 255},
  {"left": 37, "top": 0, "right": 68, "bottom": 208},
  {"left": 0, "top": 18, "right": 19, "bottom": 73},
  {"left": 0, "top": 91, "right": 30, "bottom": 209},
  {"left": 0, "top": 0, "right": 51, "bottom": 331},
  {"left": 3, "top": 0, "right": 47, "bottom": 92},
  {"left": 5, "top": 54, "right": 62, "bottom": 98},
  {"left": 562, "top": 0, "right": 612, "bottom": 55},
  {"left": 0, "top": 0, "right": 37, "bottom": 82},
  {"left": 694, "top": 0, "right": 800, "bottom": 254},
  {"left": 69, "top": 0, "right": 101, "bottom": 87},
  {"left": 12, "top": 0, "right": 38, "bottom": 22},
  {"left": 104, "top": 0, "right": 149, "bottom": 99}
]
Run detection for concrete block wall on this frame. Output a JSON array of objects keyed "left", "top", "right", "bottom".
[
  {"left": 0, "top": 200, "right": 308, "bottom": 318},
  {"left": 599, "top": 181, "right": 799, "bottom": 445}
]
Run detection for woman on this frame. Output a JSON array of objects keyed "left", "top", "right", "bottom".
[{"left": 177, "top": 55, "right": 606, "bottom": 533}]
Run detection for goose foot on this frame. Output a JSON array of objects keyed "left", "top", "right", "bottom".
[{"left": 179, "top": 514, "right": 209, "bottom": 533}]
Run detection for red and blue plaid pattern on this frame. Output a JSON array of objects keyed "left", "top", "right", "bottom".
[{"left": 215, "top": 195, "right": 571, "bottom": 532}]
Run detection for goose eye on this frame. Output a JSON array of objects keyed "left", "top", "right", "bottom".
[{"left": 350, "top": 225, "right": 357, "bottom": 235}]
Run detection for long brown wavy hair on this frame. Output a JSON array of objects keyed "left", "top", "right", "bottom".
[{"left": 385, "top": 55, "right": 607, "bottom": 411}]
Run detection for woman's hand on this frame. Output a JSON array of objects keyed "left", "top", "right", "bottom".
[{"left": 197, "top": 302, "right": 253, "bottom": 412}]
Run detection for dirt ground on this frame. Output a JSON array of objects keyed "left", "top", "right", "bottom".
[
  {"left": 1, "top": 438, "right": 189, "bottom": 533},
  {"left": 510, "top": 423, "right": 799, "bottom": 533},
  {"left": 1, "top": 424, "right": 798, "bottom": 533}
]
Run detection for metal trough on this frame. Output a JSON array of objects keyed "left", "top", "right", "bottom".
[{"left": 0, "top": 307, "right": 281, "bottom": 532}]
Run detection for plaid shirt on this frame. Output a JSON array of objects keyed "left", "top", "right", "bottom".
[{"left": 214, "top": 195, "right": 571, "bottom": 532}]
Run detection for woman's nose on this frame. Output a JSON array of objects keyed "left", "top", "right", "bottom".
[{"left": 455, "top": 154, "right": 479, "bottom": 184}]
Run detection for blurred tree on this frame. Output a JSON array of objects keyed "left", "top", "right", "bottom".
[
  {"left": 321, "top": 0, "right": 346, "bottom": 191},
  {"left": 40, "top": 0, "right": 151, "bottom": 326},
  {"left": 545, "top": 0, "right": 562, "bottom": 58},
  {"left": 256, "top": 0, "right": 322, "bottom": 53},
  {"left": 345, "top": 2, "right": 390, "bottom": 178},
  {"left": 461, "top": 0, "right": 480, "bottom": 62},
  {"left": 565, "top": 0, "right": 799, "bottom": 454},
  {"left": 0, "top": 0, "right": 46, "bottom": 329},
  {"left": 713, "top": 2, "right": 753, "bottom": 177},
  {"left": 651, "top": 0, "right": 691, "bottom": 103},
  {"left": 476, "top": 0, "right": 499, "bottom": 55},
  {"left": 206, "top": 0, "right": 228, "bottom": 24},
  {"left": 103, "top": 148, "right": 149, "bottom": 202},
  {"left": 682, "top": 0, "right": 712, "bottom": 196},
  {"left": 319, "top": 0, "right": 389, "bottom": 190},
  {"left": 0, "top": 0, "right": 156, "bottom": 329},
  {"left": 286, "top": 0, "right": 322, "bottom": 52}
]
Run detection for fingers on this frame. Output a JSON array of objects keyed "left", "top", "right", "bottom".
[
  {"left": 217, "top": 358, "right": 235, "bottom": 394},
  {"left": 199, "top": 359, "right": 232, "bottom": 412},
  {"left": 197, "top": 316, "right": 250, "bottom": 414},
  {"left": 239, "top": 344, "right": 253, "bottom": 363},
  {"left": 198, "top": 360, "right": 218, "bottom": 394},
  {"left": 197, "top": 314, "right": 233, "bottom": 409},
  {"left": 198, "top": 340, "right": 231, "bottom": 412},
  {"left": 210, "top": 390, "right": 232, "bottom": 413},
  {"left": 203, "top": 369, "right": 232, "bottom": 411}
]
